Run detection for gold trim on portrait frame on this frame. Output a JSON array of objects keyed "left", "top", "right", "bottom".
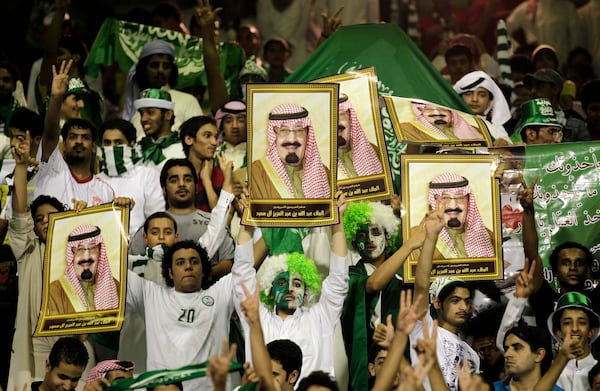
[
  {"left": 34, "top": 203, "right": 129, "bottom": 336},
  {"left": 242, "top": 83, "right": 339, "bottom": 227},
  {"left": 400, "top": 154, "right": 502, "bottom": 282}
]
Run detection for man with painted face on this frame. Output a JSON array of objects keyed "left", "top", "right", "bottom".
[
  {"left": 47, "top": 224, "right": 119, "bottom": 315},
  {"left": 340, "top": 201, "right": 427, "bottom": 391},
  {"left": 250, "top": 103, "right": 331, "bottom": 199},
  {"left": 232, "top": 191, "right": 348, "bottom": 385},
  {"left": 337, "top": 94, "right": 383, "bottom": 180},
  {"left": 411, "top": 172, "right": 495, "bottom": 260}
]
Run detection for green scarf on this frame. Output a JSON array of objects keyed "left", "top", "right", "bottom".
[
  {"left": 139, "top": 132, "right": 180, "bottom": 165},
  {"left": 105, "top": 362, "right": 243, "bottom": 390}
]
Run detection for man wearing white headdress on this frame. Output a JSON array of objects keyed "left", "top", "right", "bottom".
[
  {"left": 453, "top": 70, "right": 512, "bottom": 142},
  {"left": 48, "top": 224, "right": 119, "bottom": 314},
  {"left": 250, "top": 103, "right": 331, "bottom": 199}
]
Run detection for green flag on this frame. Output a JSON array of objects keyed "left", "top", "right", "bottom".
[
  {"left": 104, "top": 362, "right": 243, "bottom": 390},
  {"left": 286, "top": 24, "right": 473, "bottom": 195},
  {"left": 523, "top": 142, "right": 600, "bottom": 282},
  {"left": 85, "top": 18, "right": 245, "bottom": 100}
]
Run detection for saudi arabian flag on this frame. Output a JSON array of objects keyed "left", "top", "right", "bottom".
[
  {"left": 286, "top": 23, "right": 473, "bottom": 194},
  {"left": 85, "top": 18, "right": 245, "bottom": 98}
]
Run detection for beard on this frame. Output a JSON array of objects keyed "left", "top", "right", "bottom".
[
  {"left": 338, "top": 136, "right": 348, "bottom": 147},
  {"left": 447, "top": 217, "right": 462, "bottom": 228},
  {"left": 81, "top": 269, "right": 93, "bottom": 280},
  {"left": 285, "top": 153, "right": 300, "bottom": 164},
  {"left": 64, "top": 152, "right": 86, "bottom": 165}
]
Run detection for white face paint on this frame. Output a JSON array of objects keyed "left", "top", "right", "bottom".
[{"left": 355, "top": 223, "right": 386, "bottom": 260}]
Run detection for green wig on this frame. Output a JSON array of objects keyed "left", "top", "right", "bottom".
[
  {"left": 256, "top": 252, "right": 323, "bottom": 311},
  {"left": 343, "top": 201, "right": 401, "bottom": 257}
]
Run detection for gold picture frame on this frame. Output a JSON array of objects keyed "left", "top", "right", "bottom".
[
  {"left": 385, "top": 96, "right": 493, "bottom": 148},
  {"left": 312, "top": 67, "right": 393, "bottom": 202},
  {"left": 34, "top": 203, "right": 129, "bottom": 336},
  {"left": 241, "top": 83, "right": 339, "bottom": 227},
  {"left": 401, "top": 154, "right": 502, "bottom": 282}
]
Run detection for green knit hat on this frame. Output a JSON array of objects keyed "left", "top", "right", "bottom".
[
  {"left": 517, "top": 98, "right": 562, "bottom": 134},
  {"left": 134, "top": 88, "right": 175, "bottom": 111}
]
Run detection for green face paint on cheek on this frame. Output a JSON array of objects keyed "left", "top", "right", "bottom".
[{"left": 272, "top": 271, "right": 291, "bottom": 309}]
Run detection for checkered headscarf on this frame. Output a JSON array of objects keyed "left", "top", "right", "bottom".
[
  {"left": 86, "top": 360, "right": 134, "bottom": 384},
  {"left": 413, "top": 103, "right": 483, "bottom": 139},
  {"left": 65, "top": 224, "right": 118, "bottom": 311},
  {"left": 338, "top": 97, "right": 383, "bottom": 177},
  {"left": 266, "top": 103, "right": 330, "bottom": 198},
  {"left": 428, "top": 173, "right": 494, "bottom": 257},
  {"left": 215, "top": 100, "right": 246, "bottom": 130}
]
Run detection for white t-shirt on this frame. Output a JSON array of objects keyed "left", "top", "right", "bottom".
[
  {"left": 97, "top": 164, "right": 164, "bottom": 236},
  {"left": 34, "top": 145, "right": 114, "bottom": 207},
  {"left": 410, "top": 313, "right": 480, "bottom": 391}
]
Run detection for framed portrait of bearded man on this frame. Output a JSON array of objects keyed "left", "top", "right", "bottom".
[
  {"left": 242, "top": 83, "right": 339, "bottom": 227},
  {"left": 35, "top": 203, "right": 129, "bottom": 336},
  {"left": 400, "top": 154, "right": 502, "bottom": 282}
]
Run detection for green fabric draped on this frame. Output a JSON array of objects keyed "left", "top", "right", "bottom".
[{"left": 139, "top": 132, "right": 180, "bottom": 165}]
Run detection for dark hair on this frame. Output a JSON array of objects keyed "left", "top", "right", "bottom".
[
  {"left": 467, "top": 304, "right": 506, "bottom": 339},
  {"left": 160, "top": 158, "right": 197, "bottom": 186},
  {"left": 532, "top": 47, "right": 559, "bottom": 71},
  {"left": 8, "top": 107, "right": 44, "bottom": 138},
  {"left": 147, "top": 381, "right": 183, "bottom": 391},
  {"left": 58, "top": 35, "right": 88, "bottom": 76},
  {"left": 367, "top": 341, "right": 387, "bottom": 365},
  {"left": 144, "top": 211, "right": 177, "bottom": 234},
  {"left": 30, "top": 195, "right": 66, "bottom": 221},
  {"left": 296, "top": 371, "right": 339, "bottom": 391},
  {"left": 551, "top": 306, "right": 598, "bottom": 335},
  {"left": 581, "top": 79, "right": 600, "bottom": 110},
  {"left": 179, "top": 115, "right": 217, "bottom": 156},
  {"left": 549, "top": 241, "right": 593, "bottom": 272},
  {"left": 510, "top": 55, "right": 535, "bottom": 76},
  {"left": 589, "top": 362, "right": 600, "bottom": 388},
  {"left": 162, "top": 240, "right": 211, "bottom": 289},
  {"left": 567, "top": 46, "right": 593, "bottom": 67},
  {"left": 0, "top": 60, "right": 21, "bottom": 83},
  {"left": 48, "top": 337, "right": 89, "bottom": 370},
  {"left": 267, "top": 339, "right": 303, "bottom": 382},
  {"left": 503, "top": 322, "right": 553, "bottom": 374},
  {"left": 61, "top": 118, "right": 98, "bottom": 142},
  {"left": 438, "top": 280, "right": 472, "bottom": 304},
  {"left": 520, "top": 124, "right": 544, "bottom": 144},
  {"left": 99, "top": 118, "right": 137, "bottom": 144},
  {"left": 445, "top": 44, "right": 473, "bottom": 63},
  {"left": 135, "top": 53, "right": 178, "bottom": 91}
]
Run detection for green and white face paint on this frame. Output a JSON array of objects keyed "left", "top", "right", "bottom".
[
  {"left": 354, "top": 223, "right": 386, "bottom": 260},
  {"left": 272, "top": 271, "right": 305, "bottom": 311}
]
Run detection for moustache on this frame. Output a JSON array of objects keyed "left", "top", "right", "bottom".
[
  {"left": 338, "top": 125, "right": 346, "bottom": 131},
  {"left": 444, "top": 208, "right": 463, "bottom": 213},
  {"left": 282, "top": 142, "right": 302, "bottom": 148}
]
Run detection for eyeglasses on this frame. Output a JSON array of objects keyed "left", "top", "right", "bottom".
[
  {"left": 73, "top": 244, "right": 99, "bottom": 256},
  {"left": 276, "top": 128, "right": 307, "bottom": 137},
  {"left": 439, "top": 195, "right": 468, "bottom": 203}
]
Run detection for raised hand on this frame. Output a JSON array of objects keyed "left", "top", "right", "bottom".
[
  {"left": 425, "top": 206, "right": 445, "bottom": 240},
  {"left": 199, "top": 158, "right": 214, "bottom": 183},
  {"left": 373, "top": 314, "right": 394, "bottom": 348},
  {"left": 518, "top": 174, "right": 538, "bottom": 211},
  {"left": 217, "top": 152, "right": 234, "bottom": 194},
  {"left": 514, "top": 257, "right": 536, "bottom": 298},
  {"left": 51, "top": 59, "right": 73, "bottom": 98},
  {"left": 335, "top": 190, "right": 347, "bottom": 216},
  {"left": 396, "top": 290, "right": 427, "bottom": 335},
  {"left": 194, "top": 0, "right": 222, "bottom": 37},
  {"left": 320, "top": 6, "right": 343, "bottom": 38},
  {"left": 12, "top": 130, "right": 32, "bottom": 166},
  {"left": 240, "top": 281, "right": 261, "bottom": 326},
  {"left": 207, "top": 338, "right": 237, "bottom": 390}
]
